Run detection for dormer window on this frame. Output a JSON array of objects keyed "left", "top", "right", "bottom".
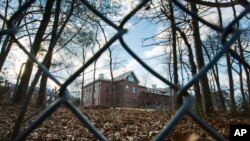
[
  {"left": 127, "top": 74, "right": 135, "bottom": 82},
  {"left": 132, "top": 87, "right": 136, "bottom": 94}
]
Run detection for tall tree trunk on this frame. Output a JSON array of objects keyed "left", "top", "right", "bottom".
[
  {"left": 203, "top": 39, "right": 226, "bottom": 111},
  {"left": 226, "top": 53, "right": 236, "bottom": 112},
  {"left": 11, "top": 65, "right": 43, "bottom": 139},
  {"left": 245, "top": 69, "right": 250, "bottom": 103},
  {"left": 201, "top": 1, "right": 227, "bottom": 111},
  {"left": 231, "top": 3, "right": 247, "bottom": 107},
  {"left": 91, "top": 60, "right": 97, "bottom": 106},
  {"left": 0, "top": 36, "right": 12, "bottom": 71},
  {"left": 0, "top": 0, "right": 13, "bottom": 70},
  {"left": 12, "top": 0, "right": 55, "bottom": 104},
  {"left": 0, "top": 19, "right": 22, "bottom": 71},
  {"left": 35, "top": 0, "right": 75, "bottom": 108},
  {"left": 214, "top": 1, "right": 227, "bottom": 111},
  {"left": 11, "top": 63, "right": 25, "bottom": 99},
  {"left": 0, "top": 0, "right": 9, "bottom": 43},
  {"left": 175, "top": 26, "right": 202, "bottom": 112},
  {"left": 81, "top": 42, "right": 87, "bottom": 106},
  {"left": 214, "top": 63, "right": 226, "bottom": 111},
  {"left": 0, "top": 0, "right": 33, "bottom": 71},
  {"left": 238, "top": 64, "right": 247, "bottom": 105},
  {"left": 35, "top": 0, "right": 62, "bottom": 108},
  {"left": 190, "top": 3, "right": 214, "bottom": 114},
  {"left": 167, "top": 49, "right": 173, "bottom": 110},
  {"left": 169, "top": 1, "right": 178, "bottom": 110},
  {"left": 81, "top": 70, "right": 85, "bottom": 106}
]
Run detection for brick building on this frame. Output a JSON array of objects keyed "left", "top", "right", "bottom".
[{"left": 83, "top": 71, "right": 170, "bottom": 108}]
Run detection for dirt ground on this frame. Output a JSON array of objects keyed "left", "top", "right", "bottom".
[{"left": 1, "top": 104, "right": 250, "bottom": 141}]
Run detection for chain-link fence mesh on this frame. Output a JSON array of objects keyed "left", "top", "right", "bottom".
[{"left": 1, "top": 0, "right": 250, "bottom": 140}]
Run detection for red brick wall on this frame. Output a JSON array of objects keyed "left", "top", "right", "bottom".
[
  {"left": 83, "top": 81, "right": 101, "bottom": 106},
  {"left": 99, "top": 81, "right": 113, "bottom": 106},
  {"left": 83, "top": 79, "right": 170, "bottom": 108},
  {"left": 138, "top": 86, "right": 170, "bottom": 108},
  {"left": 120, "top": 80, "right": 139, "bottom": 107}
]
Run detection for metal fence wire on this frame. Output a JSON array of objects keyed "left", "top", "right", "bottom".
[{"left": 1, "top": 0, "right": 250, "bottom": 140}]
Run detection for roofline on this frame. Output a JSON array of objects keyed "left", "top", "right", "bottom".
[{"left": 83, "top": 79, "right": 125, "bottom": 88}]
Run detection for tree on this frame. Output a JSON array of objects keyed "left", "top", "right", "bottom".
[
  {"left": 12, "top": 0, "right": 56, "bottom": 104},
  {"left": 160, "top": 1, "right": 203, "bottom": 112},
  {"left": 231, "top": 2, "right": 247, "bottom": 109},
  {"left": 203, "top": 34, "right": 226, "bottom": 111},
  {"left": 168, "top": 1, "right": 178, "bottom": 110},
  {"left": 35, "top": 0, "right": 75, "bottom": 108},
  {"left": 0, "top": 0, "right": 26, "bottom": 71},
  {"left": 189, "top": 3, "right": 214, "bottom": 113}
]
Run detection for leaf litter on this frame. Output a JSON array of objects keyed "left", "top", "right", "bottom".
[{"left": 1, "top": 105, "right": 250, "bottom": 141}]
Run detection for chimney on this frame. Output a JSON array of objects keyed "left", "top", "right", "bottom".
[
  {"left": 99, "top": 73, "right": 104, "bottom": 80},
  {"left": 152, "top": 84, "right": 157, "bottom": 89}
]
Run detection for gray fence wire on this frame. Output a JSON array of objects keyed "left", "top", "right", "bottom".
[{"left": 0, "top": 0, "right": 249, "bottom": 140}]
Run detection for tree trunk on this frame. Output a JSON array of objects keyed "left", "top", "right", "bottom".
[
  {"left": 92, "top": 60, "right": 97, "bottom": 106},
  {"left": 226, "top": 53, "right": 236, "bottom": 112},
  {"left": 35, "top": 0, "right": 62, "bottom": 108},
  {"left": 203, "top": 39, "right": 226, "bottom": 111},
  {"left": 35, "top": 0, "right": 75, "bottom": 108},
  {"left": 35, "top": 71, "right": 49, "bottom": 108},
  {"left": 213, "top": 1, "right": 227, "bottom": 111},
  {"left": 169, "top": 1, "right": 178, "bottom": 110},
  {"left": 0, "top": 18, "right": 22, "bottom": 71},
  {"left": 0, "top": 36, "right": 12, "bottom": 71},
  {"left": 11, "top": 63, "right": 25, "bottom": 99},
  {"left": 245, "top": 68, "right": 250, "bottom": 103},
  {"left": 0, "top": 0, "right": 10, "bottom": 43},
  {"left": 231, "top": 3, "right": 247, "bottom": 107},
  {"left": 81, "top": 71, "right": 85, "bottom": 106},
  {"left": 11, "top": 66, "right": 43, "bottom": 139},
  {"left": 0, "top": 0, "right": 20, "bottom": 71},
  {"left": 175, "top": 27, "right": 202, "bottom": 112},
  {"left": 190, "top": 3, "right": 214, "bottom": 114}
]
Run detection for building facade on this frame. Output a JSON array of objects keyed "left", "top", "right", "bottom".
[{"left": 83, "top": 71, "right": 170, "bottom": 108}]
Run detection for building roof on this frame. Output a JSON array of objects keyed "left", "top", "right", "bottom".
[
  {"left": 114, "top": 70, "right": 139, "bottom": 83},
  {"left": 83, "top": 71, "right": 140, "bottom": 88}
]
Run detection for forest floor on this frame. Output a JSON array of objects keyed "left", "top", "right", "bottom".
[{"left": 1, "top": 104, "right": 250, "bottom": 141}]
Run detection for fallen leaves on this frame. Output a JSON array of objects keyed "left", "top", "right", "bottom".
[
  {"left": 172, "top": 133, "right": 200, "bottom": 141},
  {"left": 1, "top": 105, "right": 250, "bottom": 141}
]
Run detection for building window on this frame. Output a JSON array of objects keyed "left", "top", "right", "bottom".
[
  {"left": 126, "top": 85, "right": 130, "bottom": 92},
  {"left": 116, "top": 85, "right": 121, "bottom": 92},
  {"left": 127, "top": 74, "right": 135, "bottom": 82},
  {"left": 132, "top": 87, "right": 136, "bottom": 94}
]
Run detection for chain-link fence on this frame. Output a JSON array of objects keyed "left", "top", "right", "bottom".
[{"left": 1, "top": 0, "right": 250, "bottom": 140}]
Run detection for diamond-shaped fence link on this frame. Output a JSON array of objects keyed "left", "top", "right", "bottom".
[{"left": 0, "top": 0, "right": 249, "bottom": 140}]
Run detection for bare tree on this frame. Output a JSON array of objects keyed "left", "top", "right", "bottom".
[
  {"left": 231, "top": 1, "right": 248, "bottom": 110},
  {"left": 12, "top": 0, "right": 56, "bottom": 104},
  {"left": 0, "top": 0, "right": 26, "bottom": 71},
  {"left": 190, "top": 3, "right": 214, "bottom": 114},
  {"left": 35, "top": 0, "right": 76, "bottom": 108}
]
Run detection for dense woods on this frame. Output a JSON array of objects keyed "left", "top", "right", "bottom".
[{"left": 0, "top": 0, "right": 250, "bottom": 140}]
